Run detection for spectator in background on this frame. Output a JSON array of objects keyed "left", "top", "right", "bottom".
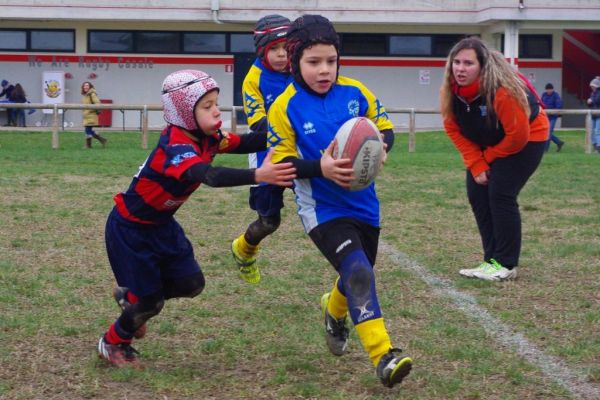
[
  {"left": 8, "top": 83, "right": 28, "bottom": 127},
  {"left": 587, "top": 76, "right": 600, "bottom": 153},
  {"left": 440, "top": 37, "right": 549, "bottom": 281},
  {"left": 0, "top": 79, "right": 16, "bottom": 126},
  {"left": 81, "top": 81, "right": 108, "bottom": 148},
  {"left": 541, "top": 83, "right": 564, "bottom": 152}
]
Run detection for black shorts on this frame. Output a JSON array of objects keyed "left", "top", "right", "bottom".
[
  {"left": 249, "top": 184, "right": 285, "bottom": 217},
  {"left": 308, "top": 217, "right": 380, "bottom": 271}
]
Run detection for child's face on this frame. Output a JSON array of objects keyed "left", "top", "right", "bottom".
[
  {"left": 299, "top": 43, "right": 338, "bottom": 94},
  {"left": 266, "top": 42, "right": 288, "bottom": 72},
  {"left": 194, "top": 90, "right": 222, "bottom": 135}
]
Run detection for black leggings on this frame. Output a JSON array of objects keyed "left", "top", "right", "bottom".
[
  {"left": 116, "top": 271, "right": 205, "bottom": 336},
  {"left": 466, "top": 141, "right": 545, "bottom": 268}
]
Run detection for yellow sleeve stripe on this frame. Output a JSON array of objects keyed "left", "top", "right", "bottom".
[{"left": 242, "top": 65, "right": 267, "bottom": 126}]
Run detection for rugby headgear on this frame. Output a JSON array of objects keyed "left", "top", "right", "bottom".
[
  {"left": 254, "top": 14, "right": 291, "bottom": 60},
  {"left": 286, "top": 15, "right": 340, "bottom": 92},
  {"left": 161, "top": 69, "right": 219, "bottom": 131}
]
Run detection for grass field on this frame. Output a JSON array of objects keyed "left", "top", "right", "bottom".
[{"left": 0, "top": 129, "right": 598, "bottom": 400}]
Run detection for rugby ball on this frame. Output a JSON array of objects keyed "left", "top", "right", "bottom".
[{"left": 332, "top": 117, "right": 384, "bottom": 191}]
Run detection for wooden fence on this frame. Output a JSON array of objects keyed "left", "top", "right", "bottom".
[{"left": 1, "top": 102, "right": 599, "bottom": 153}]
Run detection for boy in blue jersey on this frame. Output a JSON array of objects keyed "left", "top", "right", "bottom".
[
  {"left": 267, "top": 15, "right": 412, "bottom": 388},
  {"left": 97, "top": 69, "right": 295, "bottom": 368},
  {"left": 231, "top": 14, "right": 292, "bottom": 284}
]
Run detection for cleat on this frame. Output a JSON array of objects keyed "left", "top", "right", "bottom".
[
  {"left": 113, "top": 287, "right": 147, "bottom": 339},
  {"left": 376, "top": 348, "right": 413, "bottom": 388},
  {"left": 459, "top": 261, "right": 492, "bottom": 278},
  {"left": 320, "top": 292, "right": 349, "bottom": 356},
  {"left": 231, "top": 238, "right": 261, "bottom": 284},
  {"left": 97, "top": 336, "right": 142, "bottom": 369},
  {"left": 471, "top": 259, "right": 517, "bottom": 281}
]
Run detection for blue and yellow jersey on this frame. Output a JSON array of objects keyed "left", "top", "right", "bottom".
[
  {"left": 242, "top": 58, "right": 291, "bottom": 168},
  {"left": 267, "top": 76, "right": 393, "bottom": 232}
]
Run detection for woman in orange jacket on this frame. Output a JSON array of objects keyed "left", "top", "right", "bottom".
[{"left": 440, "top": 37, "right": 549, "bottom": 281}]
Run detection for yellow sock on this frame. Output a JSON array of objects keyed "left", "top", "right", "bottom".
[
  {"left": 327, "top": 278, "right": 348, "bottom": 320},
  {"left": 236, "top": 234, "right": 258, "bottom": 258},
  {"left": 355, "top": 318, "right": 392, "bottom": 366}
]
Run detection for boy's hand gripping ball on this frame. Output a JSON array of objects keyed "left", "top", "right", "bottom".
[{"left": 332, "top": 117, "right": 384, "bottom": 191}]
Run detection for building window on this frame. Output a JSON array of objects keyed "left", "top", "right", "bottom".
[
  {"left": 31, "top": 30, "right": 75, "bottom": 51},
  {"left": 89, "top": 31, "right": 133, "bottom": 53},
  {"left": 389, "top": 35, "right": 431, "bottom": 56},
  {"left": 136, "top": 31, "right": 180, "bottom": 54},
  {"left": 230, "top": 33, "right": 254, "bottom": 53},
  {"left": 183, "top": 33, "right": 226, "bottom": 53},
  {"left": 340, "top": 34, "right": 387, "bottom": 56},
  {"left": 0, "top": 29, "right": 74, "bottom": 52},
  {"left": 501, "top": 34, "right": 552, "bottom": 58},
  {"left": 519, "top": 34, "right": 552, "bottom": 58},
  {"left": 0, "top": 30, "right": 27, "bottom": 51},
  {"left": 389, "top": 34, "right": 464, "bottom": 57}
]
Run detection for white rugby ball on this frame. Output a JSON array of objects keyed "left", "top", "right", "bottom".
[{"left": 332, "top": 117, "right": 384, "bottom": 191}]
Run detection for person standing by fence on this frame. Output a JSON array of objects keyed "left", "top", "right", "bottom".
[
  {"left": 81, "top": 81, "right": 107, "bottom": 148},
  {"left": 587, "top": 76, "right": 600, "bottom": 153},
  {"left": 7, "top": 83, "right": 28, "bottom": 127},
  {"left": 440, "top": 36, "right": 549, "bottom": 281},
  {"left": 1, "top": 79, "right": 16, "bottom": 126},
  {"left": 541, "top": 83, "right": 564, "bottom": 152}
]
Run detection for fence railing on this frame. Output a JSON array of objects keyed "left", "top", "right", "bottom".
[{"left": 1, "top": 103, "right": 599, "bottom": 153}]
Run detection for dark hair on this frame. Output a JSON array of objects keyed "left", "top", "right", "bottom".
[
  {"left": 545, "top": 83, "right": 554, "bottom": 90},
  {"left": 81, "top": 81, "right": 95, "bottom": 95}
]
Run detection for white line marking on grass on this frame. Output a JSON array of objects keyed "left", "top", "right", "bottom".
[{"left": 379, "top": 241, "right": 600, "bottom": 400}]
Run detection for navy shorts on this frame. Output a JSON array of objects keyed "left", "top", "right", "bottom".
[
  {"left": 249, "top": 184, "right": 285, "bottom": 217},
  {"left": 105, "top": 208, "right": 201, "bottom": 297}
]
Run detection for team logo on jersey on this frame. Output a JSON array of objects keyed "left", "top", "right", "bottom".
[
  {"left": 354, "top": 300, "right": 375, "bottom": 323},
  {"left": 348, "top": 100, "right": 360, "bottom": 117},
  {"left": 170, "top": 151, "right": 196, "bottom": 166},
  {"left": 479, "top": 105, "right": 487, "bottom": 116},
  {"left": 266, "top": 93, "right": 274, "bottom": 106},
  {"left": 303, "top": 121, "right": 316, "bottom": 135}
]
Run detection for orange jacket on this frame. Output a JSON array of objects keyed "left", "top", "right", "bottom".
[{"left": 444, "top": 87, "right": 549, "bottom": 177}]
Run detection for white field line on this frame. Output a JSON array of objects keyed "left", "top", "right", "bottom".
[{"left": 379, "top": 241, "right": 600, "bottom": 400}]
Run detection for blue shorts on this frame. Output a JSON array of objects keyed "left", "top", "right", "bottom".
[
  {"left": 105, "top": 208, "right": 201, "bottom": 297},
  {"left": 249, "top": 184, "right": 285, "bottom": 217}
]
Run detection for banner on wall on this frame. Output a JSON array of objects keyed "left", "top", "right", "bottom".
[{"left": 42, "top": 71, "right": 65, "bottom": 114}]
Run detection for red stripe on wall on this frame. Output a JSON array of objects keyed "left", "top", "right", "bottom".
[
  {"left": 518, "top": 61, "right": 562, "bottom": 68},
  {"left": 341, "top": 59, "right": 447, "bottom": 67},
  {"left": 0, "top": 53, "right": 561, "bottom": 68},
  {"left": 0, "top": 54, "right": 233, "bottom": 64}
]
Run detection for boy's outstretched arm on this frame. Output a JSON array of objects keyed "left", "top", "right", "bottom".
[{"left": 182, "top": 149, "right": 295, "bottom": 188}]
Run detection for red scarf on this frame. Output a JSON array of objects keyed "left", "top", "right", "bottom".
[{"left": 452, "top": 80, "right": 480, "bottom": 103}]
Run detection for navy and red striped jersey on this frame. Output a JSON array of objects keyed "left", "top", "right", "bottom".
[{"left": 114, "top": 125, "right": 240, "bottom": 224}]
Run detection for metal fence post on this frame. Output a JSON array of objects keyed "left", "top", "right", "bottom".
[
  {"left": 585, "top": 111, "right": 592, "bottom": 154},
  {"left": 52, "top": 104, "right": 59, "bottom": 149},
  {"left": 142, "top": 105, "right": 148, "bottom": 149},
  {"left": 408, "top": 108, "right": 416, "bottom": 153},
  {"left": 231, "top": 106, "right": 238, "bottom": 133}
]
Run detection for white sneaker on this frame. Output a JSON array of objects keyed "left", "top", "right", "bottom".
[
  {"left": 471, "top": 259, "right": 517, "bottom": 281},
  {"left": 459, "top": 262, "right": 491, "bottom": 278}
]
